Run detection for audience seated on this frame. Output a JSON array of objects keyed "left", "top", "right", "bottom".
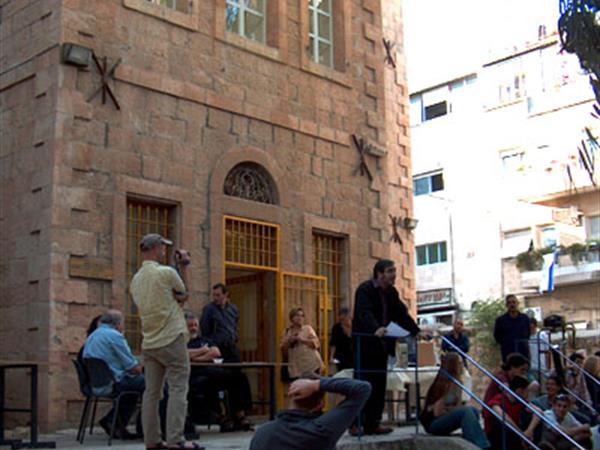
[
  {"left": 82, "top": 310, "right": 144, "bottom": 440},
  {"left": 483, "top": 352, "right": 530, "bottom": 404},
  {"left": 420, "top": 353, "right": 490, "bottom": 449},
  {"left": 566, "top": 353, "right": 597, "bottom": 425},
  {"left": 484, "top": 375, "right": 541, "bottom": 450},
  {"left": 540, "top": 393, "right": 592, "bottom": 450},
  {"left": 185, "top": 312, "right": 253, "bottom": 433}
]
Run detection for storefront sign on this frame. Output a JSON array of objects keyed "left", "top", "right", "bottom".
[{"left": 417, "top": 288, "right": 453, "bottom": 307}]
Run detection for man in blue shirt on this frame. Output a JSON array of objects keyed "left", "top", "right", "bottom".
[
  {"left": 493, "top": 294, "right": 530, "bottom": 362},
  {"left": 83, "top": 310, "right": 144, "bottom": 439},
  {"left": 441, "top": 318, "right": 470, "bottom": 365}
]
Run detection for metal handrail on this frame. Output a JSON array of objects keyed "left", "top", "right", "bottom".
[
  {"left": 550, "top": 344, "right": 600, "bottom": 388},
  {"left": 353, "top": 332, "right": 421, "bottom": 436},
  {"left": 440, "top": 369, "right": 541, "bottom": 450},
  {"left": 442, "top": 336, "right": 585, "bottom": 450}
]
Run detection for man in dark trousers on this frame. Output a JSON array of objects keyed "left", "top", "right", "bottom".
[
  {"left": 249, "top": 375, "right": 370, "bottom": 450},
  {"left": 493, "top": 294, "right": 530, "bottom": 362},
  {"left": 352, "top": 259, "right": 421, "bottom": 435},
  {"left": 200, "top": 283, "right": 241, "bottom": 362}
]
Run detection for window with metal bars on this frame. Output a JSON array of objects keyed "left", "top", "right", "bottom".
[
  {"left": 313, "top": 232, "right": 346, "bottom": 325},
  {"left": 224, "top": 216, "right": 279, "bottom": 270},
  {"left": 125, "top": 199, "right": 177, "bottom": 352}
]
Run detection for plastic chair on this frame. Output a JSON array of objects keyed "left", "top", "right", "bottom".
[{"left": 82, "top": 357, "right": 142, "bottom": 446}]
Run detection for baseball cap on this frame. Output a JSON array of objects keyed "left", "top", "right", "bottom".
[{"left": 139, "top": 233, "right": 173, "bottom": 251}]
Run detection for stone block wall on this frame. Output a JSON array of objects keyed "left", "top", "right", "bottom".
[
  {"left": 0, "top": 0, "right": 63, "bottom": 429},
  {"left": 1, "top": 0, "right": 414, "bottom": 430}
]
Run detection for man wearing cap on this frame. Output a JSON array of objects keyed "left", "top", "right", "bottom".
[{"left": 130, "top": 234, "right": 203, "bottom": 450}]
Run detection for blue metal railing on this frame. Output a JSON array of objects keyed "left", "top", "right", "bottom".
[{"left": 443, "top": 336, "right": 585, "bottom": 450}]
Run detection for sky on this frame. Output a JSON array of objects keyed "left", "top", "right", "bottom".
[{"left": 402, "top": 0, "right": 560, "bottom": 92}]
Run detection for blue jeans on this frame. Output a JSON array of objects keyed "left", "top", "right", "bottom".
[{"left": 427, "top": 406, "right": 490, "bottom": 449}]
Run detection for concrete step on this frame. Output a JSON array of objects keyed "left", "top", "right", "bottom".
[{"left": 337, "top": 435, "right": 481, "bottom": 450}]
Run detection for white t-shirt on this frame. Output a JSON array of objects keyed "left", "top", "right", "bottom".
[
  {"left": 543, "top": 409, "right": 582, "bottom": 429},
  {"left": 529, "top": 330, "right": 550, "bottom": 372}
]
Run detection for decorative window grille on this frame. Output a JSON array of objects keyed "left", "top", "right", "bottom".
[{"left": 224, "top": 162, "right": 278, "bottom": 204}]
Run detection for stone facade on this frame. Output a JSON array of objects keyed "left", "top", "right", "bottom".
[{"left": 0, "top": 0, "right": 414, "bottom": 431}]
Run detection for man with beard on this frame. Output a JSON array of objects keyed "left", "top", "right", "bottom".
[
  {"left": 185, "top": 312, "right": 253, "bottom": 432},
  {"left": 352, "top": 259, "right": 422, "bottom": 435}
]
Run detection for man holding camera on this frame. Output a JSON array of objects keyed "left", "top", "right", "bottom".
[{"left": 130, "top": 234, "right": 203, "bottom": 450}]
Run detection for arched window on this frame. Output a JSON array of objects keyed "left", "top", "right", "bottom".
[{"left": 223, "top": 162, "right": 278, "bottom": 204}]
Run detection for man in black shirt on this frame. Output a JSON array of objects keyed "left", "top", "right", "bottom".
[
  {"left": 352, "top": 259, "right": 421, "bottom": 435},
  {"left": 200, "top": 283, "right": 241, "bottom": 362},
  {"left": 186, "top": 313, "right": 253, "bottom": 432},
  {"left": 329, "top": 307, "right": 354, "bottom": 371},
  {"left": 493, "top": 294, "right": 530, "bottom": 362}
]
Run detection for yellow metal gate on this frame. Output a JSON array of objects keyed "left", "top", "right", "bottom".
[{"left": 222, "top": 216, "right": 330, "bottom": 409}]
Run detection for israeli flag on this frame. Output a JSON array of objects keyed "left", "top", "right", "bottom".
[{"left": 539, "top": 251, "right": 557, "bottom": 293}]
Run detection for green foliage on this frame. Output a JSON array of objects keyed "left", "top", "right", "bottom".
[
  {"left": 515, "top": 246, "right": 556, "bottom": 272},
  {"left": 566, "top": 242, "right": 588, "bottom": 265},
  {"left": 515, "top": 241, "right": 600, "bottom": 270},
  {"left": 469, "top": 298, "right": 505, "bottom": 369}
]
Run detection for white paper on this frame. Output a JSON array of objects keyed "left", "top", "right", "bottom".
[{"left": 386, "top": 321, "right": 410, "bottom": 338}]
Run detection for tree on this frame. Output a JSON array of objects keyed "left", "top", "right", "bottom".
[
  {"left": 558, "top": 0, "right": 600, "bottom": 187},
  {"left": 469, "top": 298, "right": 505, "bottom": 369}
]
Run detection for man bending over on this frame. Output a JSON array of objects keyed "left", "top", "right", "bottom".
[{"left": 249, "top": 375, "right": 370, "bottom": 450}]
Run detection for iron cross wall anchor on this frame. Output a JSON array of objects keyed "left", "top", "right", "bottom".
[
  {"left": 382, "top": 38, "right": 396, "bottom": 69},
  {"left": 389, "top": 215, "right": 402, "bottom": 245},
  {"left": 87, "top": 52, "right": 122, "bottom": 110},
  {"left": 351, "top": 134, "right": 374, "bottom": 181}
]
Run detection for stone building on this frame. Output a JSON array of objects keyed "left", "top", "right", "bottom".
[{"left": 0, "top": 0, "right": 414, "bottom": 430}]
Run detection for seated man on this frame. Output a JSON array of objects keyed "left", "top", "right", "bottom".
[
  {"left": 250, "top": 374, "right": 370, "bottom": 450},
  {"left": 186, "top": 312, "right": 253, "bottom": 432},
  {"left": 541, "top": 393, "right": 592, "bottom": 450},
  {"left": 484, "top": 375, "right": 541, "bottom": 450},
  {"left": 83, "top": 310, "right": 144, "bottom": 440}
]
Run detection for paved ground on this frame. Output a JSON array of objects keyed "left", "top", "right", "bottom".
[{"left": 4, "top": 423, "right": 423, "bottom": 450}]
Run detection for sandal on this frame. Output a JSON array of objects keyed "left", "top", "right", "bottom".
[
  {"left": 235, "top": 416, "right": 254, "bottom": 431},
  {"left": 219, "top": 418, "right": 236, "bottom": 433},
  {"left": 168, "top": 442, "right": 205, "bottom": 450},
  {"left": 146, "top": 442, "right": 168, "bottom": 450}
]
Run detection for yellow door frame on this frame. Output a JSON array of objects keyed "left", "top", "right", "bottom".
[{"left": 222, "top": 215, "right": 330, "bottom": 411}]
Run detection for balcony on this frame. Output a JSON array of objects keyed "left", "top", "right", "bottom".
[{"left": 521, "top": 249, "right": 600, "bottom": 289}]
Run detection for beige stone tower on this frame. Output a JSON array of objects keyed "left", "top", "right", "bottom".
[{"left": 0, "top": 0, "right": 414, "bottom": 430}]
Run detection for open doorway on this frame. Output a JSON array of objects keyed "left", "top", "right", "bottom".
[{"left": 226, "top": 268, "right": 277, "bottom": 414}]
